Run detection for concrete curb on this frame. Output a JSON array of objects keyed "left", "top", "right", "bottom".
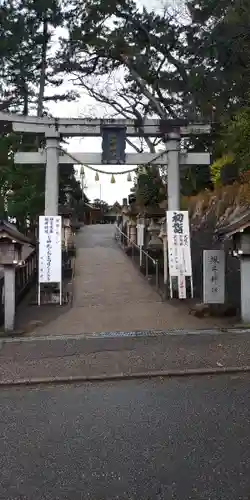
[
  {"left": 1, "top": 327, "right": 250, "bottom": 343},
  {"left": 1, "top": 365, "right": 250, "bottom": 388}
]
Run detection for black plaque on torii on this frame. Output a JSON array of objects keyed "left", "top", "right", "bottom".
[{"left": 101, "top": 125, "right": 126, "bottom": 164}]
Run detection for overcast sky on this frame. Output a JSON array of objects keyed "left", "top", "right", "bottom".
[{"left": 47, "top": 0, "right": 183, "bottom": 204}]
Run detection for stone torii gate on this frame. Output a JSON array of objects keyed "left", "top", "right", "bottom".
[{"left": 0, "top": 112, "right": 211, "bottom": 214}]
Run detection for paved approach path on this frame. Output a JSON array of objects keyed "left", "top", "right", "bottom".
[
  {"left": 31, "top": 224, "right": 229, "bottom": 337},
  {"left": 1, "top": 375, "right": 250, "bottom": 499}
]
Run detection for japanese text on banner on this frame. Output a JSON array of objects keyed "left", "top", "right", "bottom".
[
  {"left": 166, "top": 211, "right": 192, "bottom": 277},
  {"left": 39, "top": 216, "right": 62, "bottom": 284}
]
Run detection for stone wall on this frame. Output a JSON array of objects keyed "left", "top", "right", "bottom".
[
  {"left": 186, "top": 183, "right": 248, "bottom": 309},
  {"left": 190, "top": 211, "right": 240, "bottom": 308},
  {"left": 123, "top": 186, "right": 244, "bottom": 309}
]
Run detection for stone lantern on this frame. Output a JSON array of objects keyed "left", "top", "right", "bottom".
[
  {"left": 158, "top": 217, "right": 167, "bottom": 243},
  {"left": 0, "top": 220, "right": 35, "bottom": 331},
  {"left": 128, "top": 218, "right": 137, "bottom": 245},
  {"left": 59, "top": 205, "right": 73, "bottom": 251},
  {"left": 0, "top": 237, "right": 22, "bottom": 266},
  {"left": 64, "top": 184, "right": 73, "bottom": 206},
  {"left": 147, "top": 218, "right": 162, "bottom": 250},
  {"left": 158, "top": 217, "right": 168, "bottom": 296}
]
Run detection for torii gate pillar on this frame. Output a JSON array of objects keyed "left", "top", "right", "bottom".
[
  {"left": 45, "top": 131, "right": 59, "bottom": 216},
  {"left": 167, "top": 132, "right": 181, "bottom": 211}
]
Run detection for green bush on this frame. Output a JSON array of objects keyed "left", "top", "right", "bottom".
[{"left": 210, "top": 153, "right": 235, "bottom": 185}]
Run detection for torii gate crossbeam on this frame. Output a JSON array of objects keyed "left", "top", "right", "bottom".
[
  {"left": 0, "top": 111, "right": 211, "bottom": 137},
  {"left": 0, "top": 111, "right": 211, "bottom": 215}
]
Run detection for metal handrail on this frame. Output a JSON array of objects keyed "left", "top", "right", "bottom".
[
  {"left": 115, "top": 226, "right": 157, "bottom": 263},
  {"left": 114, "top": 224, "right": 160, "bottom": 289}
]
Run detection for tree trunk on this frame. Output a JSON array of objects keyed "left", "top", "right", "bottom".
[{"left": 37, "top": 16, "right": 48, "bottom": 117}]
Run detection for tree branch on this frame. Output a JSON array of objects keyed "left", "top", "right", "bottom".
[{"left": 75, "top": 74, "right": 157, "bottom": 152}]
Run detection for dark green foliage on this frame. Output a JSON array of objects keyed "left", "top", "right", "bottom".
[
  {"left": 134, "top": 167, "right": 166, "bottom": 207},
  {"left": 0, "top": 0, "right": 80, "bottom": 226},
  {"left": 1, "top": 0, "right": 250, "bottom": 212}
]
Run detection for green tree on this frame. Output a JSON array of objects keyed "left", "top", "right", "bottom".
[
  {"left": 57, "top": 0, "right": 204, "bottom": 120},
  {"left": 0, "top": 0, "right": 77, "bottom": 115},
  {"left": 224, "top": 108, "right": 250, "bottom": 171},
  {"left": 132, "top": 166, "right": 166, "bottom": 208},
  {"left": 0, "top": 0, "right": 80, "bottom": 226},
  {"left": 92, "top": 199, "right": 109, "bottom": 212},
  {"left": 186, "top": 0, "right": 250, "bottom": 117},
  {"left": 210, "top": 108, "right": 250, "bottom": 185}
]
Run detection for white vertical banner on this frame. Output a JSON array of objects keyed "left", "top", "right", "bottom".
[
  {"left": 136, "top": 224, "right": 144, "bottom": 247},
  {"left": 166, "top": 211, "right": 192, "bottom": 299},
  {"left": 39, "top": 216, "right": 62, "bottom": 284},
  {"left": 137, "top": 224, "right": 144, "bottom": 267}
]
